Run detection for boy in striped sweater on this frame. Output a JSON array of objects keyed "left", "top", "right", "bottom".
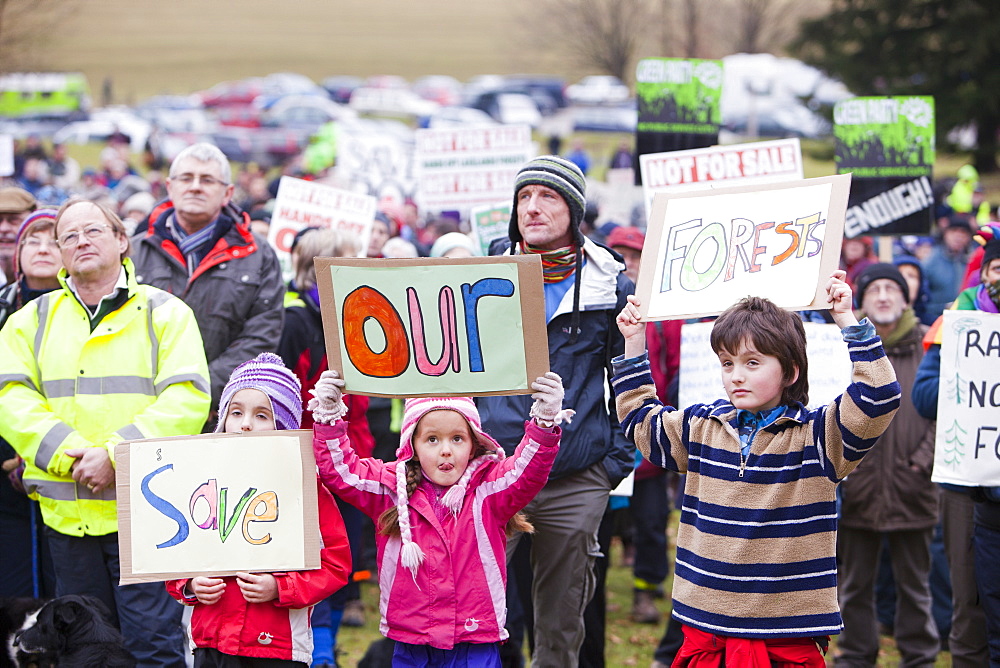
[{"left": 612, "top": 270, "right": 900, "bottom": 666}]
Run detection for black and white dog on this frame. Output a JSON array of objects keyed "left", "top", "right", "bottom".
[
  {"left": 11, "top": 595, "right": 134, "bottom": 668},
  {"left": 0, "top": 597, "right": 47, "bottom": 668}
]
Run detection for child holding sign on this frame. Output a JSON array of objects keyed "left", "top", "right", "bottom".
[
  {"left": 166, "top": 353, "right": 352, "bottom": 668},
  {"left": 310, "top": 370, "right": 567, "bottom": 666},
  {"left": 612, "top": 271, "right": 900, "bottom": 666}
]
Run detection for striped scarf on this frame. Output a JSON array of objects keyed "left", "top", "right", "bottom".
[{"left": 519, "top": 241, "right": 578, "bottom": 283}]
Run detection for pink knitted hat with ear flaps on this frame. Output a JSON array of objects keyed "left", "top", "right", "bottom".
[{"left": 393, "top": 396, "right": 505, "bottom": 581}]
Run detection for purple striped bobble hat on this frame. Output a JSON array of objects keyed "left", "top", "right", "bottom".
[{"left": 215, "top": 352, "right": 302, "bottom": 432}]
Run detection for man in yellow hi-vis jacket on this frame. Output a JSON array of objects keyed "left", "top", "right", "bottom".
[{"left": 0, "top": 199, "right": 210, "bottom": 667}]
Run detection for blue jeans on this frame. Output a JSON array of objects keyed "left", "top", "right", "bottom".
[
  {"left": 392, "top": 642, "right": 500, "bottom": 667},
  {"left": 44, "top": 527, "right": 186, "bottom": 668},
  {"left": 974, "top": 523, "right": 1000, "bottom": 666}
]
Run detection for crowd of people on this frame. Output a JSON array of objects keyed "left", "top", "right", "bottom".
[{"left": 0, "top": 134, "right": 999, "bottom": 668}]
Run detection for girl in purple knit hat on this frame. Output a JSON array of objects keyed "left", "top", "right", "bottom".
[
  {"left": 166, "top": 353, "right": 352, "bottom": 668},
  {"left": 310, "top": 370, "right": 568, "bottom": 667}
]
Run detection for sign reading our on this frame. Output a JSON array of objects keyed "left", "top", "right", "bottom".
[
  {"left": 315, "top": 256, "right": 549, "bottom": 397},
  {"left": 932, "top": 310, "right": 1000, "bottom": 488},
  {"left": 116, "top": 431, "right": 320, "bottom": 584},
  {"left": 267, "top": 176, "right": 376, "bottom": 279},
  {"left": 636, "top": 175, "right": 850, "bottom": 321}
]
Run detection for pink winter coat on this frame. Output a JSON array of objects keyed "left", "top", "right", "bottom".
[{"left": 313, "top": 419, "right": 558, "bottom": 649}]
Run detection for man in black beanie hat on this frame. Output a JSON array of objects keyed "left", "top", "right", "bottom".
[
  {"left": 837, "top": 262, "right": 941, "bottom": 666},
  {"left": 477, "top": 155, "right": 634, "bottom": 667}
]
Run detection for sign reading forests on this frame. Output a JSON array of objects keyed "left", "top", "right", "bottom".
[
  {"left": 268, "top": 176, "right": 376, "bottom": 278},
  {"left": 116, "top": 431, "right": 320, "bottom": 584},
  {"left": 834, "top": 96, "right": 935, "bottom": 237},
  {"left": 638, "top": 138, "right": 804, "bottom": 218},
  {"left": 413, "top": 125, "right": 534, "bottom": 213},
  {"left": 315, "top": 256, "right": 549, "bottom": 397},
  {"left": 636, "top": 175, "right": 850, "bottom": 320},
  {"left": 932, "top": 310, "right": 1000, "bottom": 487}
]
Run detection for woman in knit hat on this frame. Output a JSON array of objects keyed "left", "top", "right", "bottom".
[
  {"left": 310, "top": 369, "right": 568, "bottom": 666},
  {"left": 165, "top": 353, "right": 352, "bottom": 668},
  {"left": 0, "top": 208, "right": 62, "bottom": 329}
]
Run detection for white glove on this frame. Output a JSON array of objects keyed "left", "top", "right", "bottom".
[
  {"left": 308, "top": 370, "right": 347, "bottom": 424},
  {"left": 528, "top": 372, "right": 574, "bottom": 426}
]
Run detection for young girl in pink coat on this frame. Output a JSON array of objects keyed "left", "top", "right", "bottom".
[{"left": 310, "top": 370, "right": 567, "bottom": 666}]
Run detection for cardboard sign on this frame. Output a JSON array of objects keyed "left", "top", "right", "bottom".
[
  {"left": 413, "top": 125, "right": 534, "bottom": 212},
  {"left": 639, "top": 138, "right": 804, "bottom": 219},
  {"left": 315, "top": 256, "right": 549, "bottom": 397},
  {"left": 679, "top": 321, "right": 852, "bottom": 410},
  {"left": 637, "top": 174, "right": 850, "bottom": 321},
  {"left": 267, "top": 176, "right": 376, "bottom": 279},
  {"left": 932, "top": 310, "right": 1000, "bottom": 487},
  {"left": 469, "top": 201, "right": 512, "bottom": 256},
  {"left": 116, "top": 431, "right": 320, "bottom": 584},
  {"left": 835, "top": 96, "right": 935, "bottom": 237}
]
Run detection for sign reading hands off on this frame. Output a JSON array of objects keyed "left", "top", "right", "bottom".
[
  {"left": 315, "top": 256, "right": 549, "bottom": 397},
  {"left": 636, "top": 175, "right": 850, "bottom": 320},
  {"left": 932, "top": 310, "right": 1000, "bottom": 487},
  {"left": 116, "top": 431, "right": 320, "bottom": 584}
]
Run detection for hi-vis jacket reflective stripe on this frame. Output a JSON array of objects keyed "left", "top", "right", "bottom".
[{"left": 0, "top": 259, "right": 211, "bottom": 537}]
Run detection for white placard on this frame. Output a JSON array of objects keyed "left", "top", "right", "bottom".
[
  {"left": 0, "top": 135, "right": 13, "bottom": 177},
  {"left": 932, "top": 310, "right": 1000, "bottom": 487},
  {"left": 678, "top": 321, "right": 852, "bottom": 410},
  {"left": 413, "top": 125, "right": 533, "bottom": 212},
  {"left": 267, "top": 176, "right": 376, "bottom": 279},
  {"left": 637, "top": 175, "right": 849, "bottom": 321},
  {"left": 639, "top": 138, "right": 803, "bottom": 219}
]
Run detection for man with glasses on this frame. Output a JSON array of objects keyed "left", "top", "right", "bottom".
[
  {"left": 131, "top": 143, "right": 284, "bottom": 428},
  {"left": 0, "top": 199, "right": 210, "bottom": 666},
  {"left": 0, "top": 186, "right": 38, "bottom": 284}
]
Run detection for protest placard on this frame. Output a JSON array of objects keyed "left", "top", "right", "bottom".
[
  {"left": 0, "top": 134, "right": 13, "bottom": 177},
  {"left": 835, "top": 96, "right": 935, "bottom": 237},
  {"left": 116, "top": 431, "right": 319, "bottom": 584},
  {"left": 636, "top": 174, "right": 850, "bottom": 320},
  {"left": 638, "top": 138, "right": 804, "bottom": 218},
  {"left": 315, "top": 256, "right": 548, "bottom": 397},
  {"left": 636, "top": 58, "right": 723, "bottom": 135},
  {"left": 469, "top": 201, "right": 512, "bottom": 256},
  {"left": 679, "top": 321, "right": 852, "bottom": 410},
  {"left": 931, "top": 310, "right": 1000, "bottom": 487},
  {"left": 413, "top": 125, "right": 534, "bottom": 213},
  {"left": 267, "top": 176, "right": 376, "bottom": 279}
]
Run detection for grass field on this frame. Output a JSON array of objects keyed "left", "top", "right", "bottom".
[
  {"left": 334, "top": 526, "right": 954, "bottom": 667},
  {"left": 41, "top": 0, "right": 563, "bottom": 104}
]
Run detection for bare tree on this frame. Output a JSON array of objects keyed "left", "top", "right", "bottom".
[
  {"left": 0, "top": 0, "right": 79, "bottom": 72},
  {"left": 519, "top": 0, "right": 652, "bottom": 83}
]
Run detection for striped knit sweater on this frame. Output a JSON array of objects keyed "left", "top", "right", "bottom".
[{"left": 612, "top": 335, "right": 900, "bottom": 638}]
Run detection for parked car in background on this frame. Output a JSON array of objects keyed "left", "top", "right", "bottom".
[
  {"left": 567, "top": 75, "right": 631, "bottom": 105},
  {"left": 572, "top": 101, "right": 636, "bottom": 133},
  {"left": 468, "top": 91, "right": 541, "bottom": 128},
  {"left": 53, "top": 106, "right": 151, "bottom": 151},
  {"left": 134, "top": 95, "right": 214, "bottom": 134},
  {"left": 260, "top": 95, "right": 355, "bottom": 132},
  {"left": 501, "top": 75, "right": 567, "bottom": 115},
  {"left": 411, "top": 75, "right": 463, "bottom": 106},
  {"left": 349, "top": 86, "right": 439, "bottom": 119},
  {"left": 321, "top": 75, "right": 364, "bottom": 104},
  {"left": 420, "top": 105, "right": 497, "bottom": 129}
]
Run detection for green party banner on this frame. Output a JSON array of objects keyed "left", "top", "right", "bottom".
[{"left": 636, "top": 58, "right": 723, "bottom": 135}]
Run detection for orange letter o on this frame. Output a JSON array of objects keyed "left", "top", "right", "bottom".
[{"left": 342, "top": 287, "right": 410, "bottom": 377}]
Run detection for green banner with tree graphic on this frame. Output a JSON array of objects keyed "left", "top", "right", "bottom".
[{"left": 636, "top": 58, "right": 723, "bottom": 134}]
